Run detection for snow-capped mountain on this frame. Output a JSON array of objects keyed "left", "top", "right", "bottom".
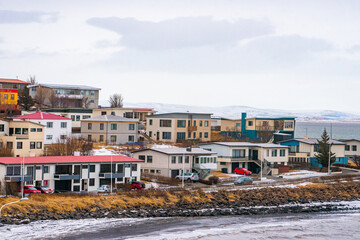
[{"left": 99, "top": 101, "right": 360, "bottom": 121}]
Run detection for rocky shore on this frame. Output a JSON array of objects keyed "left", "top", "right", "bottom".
[{"left": 1, "top": 182, "right": 360, "bottom": 225}]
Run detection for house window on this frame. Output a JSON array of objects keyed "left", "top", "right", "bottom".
[
  {"left": 132, "top": 164, "right": 137, "bottom": 171},
  {"left": 100, "top": 123, "right": 104, "bottom": 130},
  {"left": 111, "top": 123, "right": 117, "bottom": 130},
  {"left": 248, "top": 121, "right": 253, "bottom": 126},
  {"left": 37, "top": 128, "right": 42, "bottom": 132},
  {"left": 6, "top": 166, "right": 21, "bottom": 176},
  {"left": 220, "top": 162, "right": 226, "bottom": 166},
  {"left": 147, "top": 156, "right": 153, "bottom": 163},
  {"left": 4, "top": 94, "right": 7, "bottom": 99},
  {"left": 193, "top": 120, "right": 196, "bottom": 126},
  {"left": 200, "top": 121, "right": 203, "bottom": 127},
  {"left": 17, "top": 142, "right": 23, "bottom": 149},
  {"left": 185, "top": 156, "right": 189, "bottom": 163},
  {"left": 129, "top": 124, "right": 135, "bottom": 130},
  {"left": 204, "top": 132, "right": 209, "bottom": 138},
  {"left": 128, "top": 135, "right": 135, "bottom": 142},
  {"left": 111, "top": 111, "right": 115, "bottom": 116},
  {"left": 199, "top": 132, "right": 202, "bottom": 138},
  {"left": 345, "top": 145, "right": 350, "bottom": 151},
  {"left": 177, "top": 120, "right": 186, "bottom": 128},
  {"left": 171, "top": 156, "right": 176, "bottom": 164},
  {"left": 60, "top": 135, "right": 66, "bottom": 140},
  {"left": 177, "top": 132, "right": 185, "bottom": 140},
  {"left": 188, "top": 132, "right": 191, "bottom": 138},
  {"left": 47, "top": 122, "right": 53, "bottom": 128},
  {"left": 232, "top": 149, "right": 245, "bottom": 158},
  {"left": 193, "top": 132, "right": 196, "bottom": 138},
  {"left": 156, "top": 170, "right": 161, "bottom": 174},
  {"left": 30, "top": 128, "right": 36, "bottom": 132},
  {"left": 160, "top": 120, "right": 172, "bottom": 127},
  {"left": 101, "top": 111, "right": 106, "bottom": 115},
  {"left": 22, "top": 128, "right": 28, "bottom": 135},
  {"left": 352, "top": 145, "right": 357, "bottom": 151},
  {"left": 284, "top": 122, "right": 294, "bottom": 129},
  {"left": 43, "top": 166, "right": 49, "bottom": 174},
  {"left": 71, "top": 115, "right": 75, "bottom": 121},
  {"left": 138, "top": 155, "right": 146, "bottom": 161},
  {"left": 280, "top": 149, "right": 286, "bottom": 157},
  {"left": 150, "top": 169, "right": 155, "bottom": 173},
  {"left": 149, "top": 119, "right": 153, "bottom": 125},
  {"left": 88, "top": 123, "right": 92, "bottom": 130},
  {"left": 89, "top": 179, "right": 95, "bottom": 186},
  {"left": 236, "top": 123, "right": 241, "bottom": 127},
  {"left": 46, "top": 135, "right": 53, "bottom": 140},
  {"left": 15, "top": 128, "right": 21, "bottom": 134},
  {"left": 61, "top": 122, "right": 67, "bottom": 128},
  {"left": 82, "top": 115, "right": 91, "bottom": 119},
  {"left": 149, "top": 131, "right": 152, "bottom": 137},
  {"left": 205, "top": 121, "right": 209, "bottom": 127},
  {"left": 88, "top": 135, "right": 92, "bottom": 141},
  {"left": 36, "top": 142, "right": 42, "bottom": 149},
  {"left": 178, "top": 156, "right": 183, "bottom": 164},
  {"left": 272, "top": 149, "right": 277, "bottom": 157},
  {"left": 11, "top": 94, "right": 14, "bottom": 100},
  {"left": 99, "top": 135, "right": 104, "bottom": 142},
  {"left": 7, "top": 142, "right": 13, "bottom": 149},
  {"left": 162, "top": 132, "right": 171, "bottom": 140},
  {"left": 76, "top": 115, "right": 80, "bottom": 121},
  {"left": 110, "top": 135, "right": 117, "bottom": 143},
  {"left": 30, "top": 142, "right": 35, "bottom": 149},
  {"left": 90, "top": 165, "right": 95, "bottom": 172},
  {"left": 0, "top": 124, "right": 4, "bottom": 132}
]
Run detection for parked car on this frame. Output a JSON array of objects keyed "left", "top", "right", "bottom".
[
  {"left": 130, "top": 181, "right": 146, "bottom": 190},
  {"left": 35, "top": 186, "right": 54, "bottom": 194},
  {"left": 19, "top": 186, "right": 41, "bottom": 194},
  {"left": 234, "top": 177, "right": 253, "bottom": 185},
  {"left": 175, "top": 173, "right": 199, "bottom": 182},
  {"left": 234, "top": 167, "right": 252, "bottom": 176},
  {"left": 97, "top": 185, "right": 111, "bottom": 193}
]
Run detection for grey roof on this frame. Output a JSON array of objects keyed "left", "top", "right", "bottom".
[
  {"left": 337, "top": 139, "right": 360, "bottom": 143},
  {"left": 200, "top": 142, "right": 288, "bottom": 148},
  {"left": 82, "top": 115, "right": 139, "bottom": 122},
  {"left": 134, "top": 147, "right": 216, "bottom": 155},
  {"left": 281, "top": 138, "right": 345, "bottom": 145},
  {"left": 147, "top": 112, "right": 212, "bottom": 118},
  {"left": 29, "top": 83, "right": 101, "bottom": 91}
]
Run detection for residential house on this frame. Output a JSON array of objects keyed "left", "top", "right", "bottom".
[
  {"left": 339, "top": 139, "right": 360, "bottom": 161},
  {"left": 146, "top": 113, "right": 212, "bottom": 143},
  {"left": 0, "top": 78, "right": 29, "bottom": 114},
  {"left": 28, "top": 83, "right": 101, "bottom": 109},
  {"left": 0, "top": 155, "right": 142, "bottom": 193},
  {"left": 0, "top": 78, "right": 30, "bottom": 91},
  {"left": 0, "top": 119, "right": 44, "bottom": 157},
  {"left": 93, "top": 107, "right": 156, "bottom": 125},
  {"left": 14, "top": 112, "right": 72, "bottom": 145},
  {"left": 279, "top": 138, "right": 348, "bottom": 167},
  {"left": 218, "top": 113, "right": 296, "bottom": 142},
  {"left": 81, "top": 115, "right": 139, "bottom": 144},
  {"left": 132, "top": 147, "right": 217, "bottom": 178},
  {"left": 199, "top": 142, "right": 289, "bottom": 175}
]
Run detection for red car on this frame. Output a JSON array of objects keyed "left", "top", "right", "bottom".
[
  {"left": 35, "top": 186, "right": 54, "bottom": 194},
  {"left": 234, "top": 167, "right": 252, "bottom": 176},
  {"left": 19, "top": 186, "right": 41, "bottom": 194},
  {"left": 130, "top": 181, "right": 146, "bottom": 190}
]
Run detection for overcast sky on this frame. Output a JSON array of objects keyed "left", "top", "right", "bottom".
[{"left": 1, "top": 0, "right": 360, "bottom": 112}]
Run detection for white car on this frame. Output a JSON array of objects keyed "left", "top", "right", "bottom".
[
  {"left": 175, "top": 173, "right": 199, "bottom": 182},
  {"left": 97, "top": 185, "right": 110, "bottom": 193}
]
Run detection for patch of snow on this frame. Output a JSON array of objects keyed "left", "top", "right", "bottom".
[
  {"left": 92, "top": 147, "right": 118, "bottom": 156},
  {"left": 279, "top": 170, "right": 327, "bottom": 179},
  {"left": 150, "top": 144, "right": 179, "bottom": 149}
]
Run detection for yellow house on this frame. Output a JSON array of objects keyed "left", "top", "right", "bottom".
[
  {"left": 0, "top": 119, "right": 44, "bottom": 157},
  {"left": 146, "top": 113, "right": 212, "bottom": 143}
]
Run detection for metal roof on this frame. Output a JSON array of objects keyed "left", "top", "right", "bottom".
[
  {"left": 199, "top": 142, "right": 288, "bottom": 148},
  {"left": 28, "top": 83, "right": 101, "bottom": 90},
  {"left": 280, "top": 138, "right": 346, "bottom": 145},
  {"left": 82, "top": 115, "right": 139, "bottom": 122},
  {"left": 133, "top": 147, "right": 216, "bottom": 155}
]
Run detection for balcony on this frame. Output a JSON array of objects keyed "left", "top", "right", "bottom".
[
  {"left": 288, "top": 152, "right": 310, "bottom": 157},
  {"left": 5, "top": 175, "right": 33, "bottom": 182},
  {"left": 187, "top": 126, "right": 197, "bottom": 132},
  {"left": 54, "top": 174, "right": 80, "bottom": 180},
  {"left": 218, "top": 156, "right": 259, "bottom": 162},
  {"left": 99, "top": 172, "right": 124, "bottom": 179}
]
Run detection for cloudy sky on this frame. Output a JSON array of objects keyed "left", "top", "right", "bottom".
[{"left": 1, "top": 0, "right": 360, "bottom": 112}]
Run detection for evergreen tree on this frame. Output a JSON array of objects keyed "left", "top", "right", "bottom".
[
  {"left": 18, "top": 88, "right": 34, "bottom": 110},
  {"left": 314, "top": 128, "right": 336, "bottom": 168}
]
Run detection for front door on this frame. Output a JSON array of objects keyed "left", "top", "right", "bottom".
[
  {"left": 171, "top": 169, "right": 179, "bottom": 178},
  {"left": 252, "top": 150, "right": 259, "bottom": 160},
  {"left": 82, "top": 179, "right": 88, "bottom": 191}
]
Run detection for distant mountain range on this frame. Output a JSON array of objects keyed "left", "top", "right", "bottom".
[{"left": 99, "top": 101, "right": 360, "bottom": 122}]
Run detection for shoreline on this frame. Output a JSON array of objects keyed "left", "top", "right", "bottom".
[{"left": 1, "top": 182, "right": 360, "bottom": 225}]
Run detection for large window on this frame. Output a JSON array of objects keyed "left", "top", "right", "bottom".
[
  {"left": 177, "top": 120, "right": 186, "bottom": 128},
  {"left": 352, "top": 145, "right": 357, "bottom": 151},
  {"left": 128, "top": 135, "right": 135, "bottom": 142},
  {"left": 47, "top": 122, "right": 53, "bottom": 128},
  {"left": 147, "top": 156, "right": 153, "bottom": 163},
  {"left": 232, "top": 149, "right": 245, "bottom": 158},
  {"left": 171, "top": 156, "right": 176, "bottom": 164},
  {"left": 6, "top": 166, "right": 21, "bottom": 176},
  {"left": 88, "top": 123, "right": 92, "bottom": 130},
  {"left": 284, "top": 122, "right": 294, "bottom": 129},
  {"left": 111, "top": 123, "right": 117, "bottom": 130},
  {"left": 138, "top": 155, "right": 146, "bottom": 161},
  {"left": 162, "top": 132, "right": 171, "bottom": 140},
  {"left": 280, "top": 149, "right": 286, "bottom": 157},
  {"left": 100, "top": 123, "right": 104, "bottom": 130},
  {"left": 272, "top": 149, "right": 277, "bottom": 157},
  {"left": 177, "top": 132, "right": 185, "bottom": 140},
  {"left": 160, "top": 120, "right": 172, "bottom": 127},
  {"left": 110, "top": 135, "right": 117, "bottom": 143}
]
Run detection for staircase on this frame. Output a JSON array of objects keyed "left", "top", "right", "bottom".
[{"left": 194, "top": 168, "right": 211, "bottom": 180}]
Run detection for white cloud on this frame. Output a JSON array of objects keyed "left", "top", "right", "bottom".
[{"left": 0, "top": 10, "right": 58, "bottom": 24}]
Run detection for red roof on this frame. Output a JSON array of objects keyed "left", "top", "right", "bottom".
[
  {"left": 0, "top": 78, "right": 30, "bottom": 85},
  {"left": 14, "top": 112, "right": 71, "bottom": 120},
  {"left": 0, "top": 155, "right": 143, "bottom": 165}
]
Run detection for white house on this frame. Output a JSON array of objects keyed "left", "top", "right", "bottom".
[
  {"left": 14, "top": 112, "right": 72, "bottom": 144},
  {"left": 0, "top": 155, "right": 143, "bottom": 193}
]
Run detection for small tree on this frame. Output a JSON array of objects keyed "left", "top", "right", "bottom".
[
  {"left": 109, "top": 93, "right": 124, "bottom": 108},
  {"left": 34, "top": 86, "right": 50, "bottom": 108},
  {"left": 314, "top": 128, "right": 336, "bottom": 168},
  {"left": 81, "top": 96, "right": 91, "bottom": 108},
  {"left": 353, "top": 155, "right": 360, "bottom": 168},
  {"left": 48, "top": 89, "right": 59, "bottom": 108},
  {"left": 18, "top": 88, "right": 34, "bottom": 110},
  {"left": 27, "top": 75, "right": 38, "bottom": 85}
]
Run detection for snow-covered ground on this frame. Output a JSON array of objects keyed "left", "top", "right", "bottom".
[
  {"left": 150, "top": 144, "right": 179, "bottom": 149},
  {"left": 279, "top": 170, "right": 328, "bottom": 179},
  {"left": 92, "top": 146, "right": 117, "bottom": 155},
  {"left": 0, "top": 218, "right": 148, "bottom": 240}
]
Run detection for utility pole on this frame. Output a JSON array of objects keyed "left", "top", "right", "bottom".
[
  {"left": 182, "top": 154, "right": 185, "bottom": 188},
  {"left": 328, "top": 141, "right": 331, "bottom": 175},
  {"left": 110, "top": 155, "right": 113, "bottom": 193}
]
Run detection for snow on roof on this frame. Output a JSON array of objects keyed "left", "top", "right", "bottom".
[
  {"left": 0, "top": 155, "right": 143, "bottom": 165},
  {"left": 14, "top": 112, "right": 71, "bottom": 120}
]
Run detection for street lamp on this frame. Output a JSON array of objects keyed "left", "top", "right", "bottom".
[
  {"left": 182, "top": 154, "right": 185, "bottom": 188},
  {"left": 0, "top": 197, "right": 28, "bottom": 221},
  {"left": 328, "top": 141, "right": 332, "bottom": 175},
  {"left": 110, "top": 155, "right": 113, "bottom": 194}
]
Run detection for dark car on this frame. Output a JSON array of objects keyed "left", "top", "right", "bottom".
[
  {"left": 234, "top": 177, "right": 253, "bottom": 185},
  {"left": 130, "top": 181, "right": 146, "bottom": 190},
  {"left": 35, "top": 186, "right": 54, "bottom": 194}
]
